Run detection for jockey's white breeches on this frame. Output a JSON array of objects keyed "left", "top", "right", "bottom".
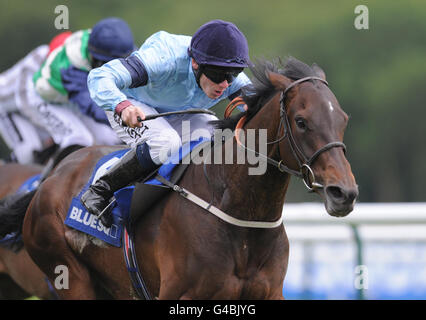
[{"left": 106, "top": 99, "right": 218, "bottom": 165}]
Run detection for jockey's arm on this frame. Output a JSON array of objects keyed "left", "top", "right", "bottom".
[
  {"left": 61, "top": 66, "right": 109, "bottom": 125},
  {"left": 87, "top": 56, "right": 148, "bottom": 128}
]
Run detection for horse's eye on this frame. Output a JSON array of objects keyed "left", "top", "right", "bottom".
[{"left": 295, "top": 117, "right": 307, "bottom": 130}]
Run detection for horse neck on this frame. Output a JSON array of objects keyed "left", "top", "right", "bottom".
[{"left": 204, "top": 93, "right": 291, "bottom": 222}]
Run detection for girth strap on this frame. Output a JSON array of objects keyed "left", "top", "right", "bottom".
[{"left": 122, "top": 227, "right": 152, "bottom": 300}]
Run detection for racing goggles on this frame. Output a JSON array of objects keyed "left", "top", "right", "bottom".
[{"left": 202, "top": 66, "right": 243, "bottom": 84}]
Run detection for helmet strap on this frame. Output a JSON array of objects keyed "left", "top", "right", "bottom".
[{"left": 193, "top": 64, "right": 205, "bottom": 89}]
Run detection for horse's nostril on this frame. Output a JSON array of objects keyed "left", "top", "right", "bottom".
[
  {"left": 326, "top": 185, "right": 358, "bottom": 204},
  {"left": 347, "top": 189, "right": 359, "bottom": 203},
  {"left": 326, "top": 186, "right": 344, "bottom": 201}
]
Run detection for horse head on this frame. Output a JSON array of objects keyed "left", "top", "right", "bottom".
[{"left": 264, "top": 58, "right": 358, "bottom": 217}]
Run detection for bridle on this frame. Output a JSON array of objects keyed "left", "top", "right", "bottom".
[
  {"left": 233, "top": 76, "right": 346, "bottom": 192},
  {"left": 163, "top": 77, "right": 347, "bottom": 229}
]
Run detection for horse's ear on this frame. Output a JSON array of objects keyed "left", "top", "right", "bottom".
[
  {"left": 312, "top": 63, "right": 326, "bottom": 81},
  {"left": 268, "top": 71, "right": 292, "bottom": 90}
]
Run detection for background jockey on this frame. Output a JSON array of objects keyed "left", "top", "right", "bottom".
[
  {"left": 0, "top": 31, "right": 80, "bottom": 165},
  {"left": 29, "top": 17, "right": 135, "bottom": 175},
  {"left": 0, "top": 44, "right": 52, "bottom": 164},
  {"left": 0, "top": 17, "right": 135, "bottom": 176},
  {"left": 82, "top": 19, "right": 252, "bottom": 227}
]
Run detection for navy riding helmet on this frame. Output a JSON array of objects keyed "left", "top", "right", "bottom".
[
  {"left": 189, "top": 20, "right": 250, "bottom": 86},
  {"left": 189, "top": 19, "right": 250, "bottom": 69},
  {"left": 88, "top": 17, "right": 135, "bottom": 63}
]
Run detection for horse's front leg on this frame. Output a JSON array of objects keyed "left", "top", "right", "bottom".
[{"left": 23, "top": 181, "right": 98, "bottom": 300}]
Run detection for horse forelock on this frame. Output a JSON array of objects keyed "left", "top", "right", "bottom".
[{"left": 212, "top": 57, "right": 322, "bottom": 131}]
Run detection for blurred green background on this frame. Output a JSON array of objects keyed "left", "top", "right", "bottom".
[{"left": 0, "top": 0, "right": 425, "bottom": 203}]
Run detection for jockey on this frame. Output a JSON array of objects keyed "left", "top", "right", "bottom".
[
  {"left": 82, "top": 19, "right": 252, "bottom": 227},
  {"left": 0, "top": 45, "right": 52, "bottom": 164},
  {"left": 25, "top": 17, "right": 135, "bottom": 172},
  {"left": 0, "top": 18, "right": 135, "bottom": 167}
]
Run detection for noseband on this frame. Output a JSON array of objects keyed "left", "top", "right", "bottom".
[{"left": 234, "top": 76, "right": 346, "bottom": 191}]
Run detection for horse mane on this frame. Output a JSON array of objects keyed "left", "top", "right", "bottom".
[{"left": 212, "top": 56, "right": 320, "bottom": 130}]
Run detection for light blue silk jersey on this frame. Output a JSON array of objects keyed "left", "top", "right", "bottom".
[{"left": 87, "top": 31, "right": 251, "bottom": 113}]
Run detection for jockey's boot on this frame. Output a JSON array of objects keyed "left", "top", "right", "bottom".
[{"left": 81, "top": 143, "right": 158, "bottom": 227}]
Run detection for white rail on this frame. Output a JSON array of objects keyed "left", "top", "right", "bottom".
[
  {"left": 282, "top": 202, "right": 426, "bottom": 242},
  {"left": 283, "top": 202, "right": 426, "bottom": 224}
]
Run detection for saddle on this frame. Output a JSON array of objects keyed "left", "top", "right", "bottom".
[{"left": 128, "top": 156, "right": 189, "bottom": 226}]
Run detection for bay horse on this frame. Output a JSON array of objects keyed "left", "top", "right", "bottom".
[
  {"left": 0, "top": 57, "right": 358, "bottom": 299},
  {"left": 0, "top": 163, "right": 53, "bottom": 299}
]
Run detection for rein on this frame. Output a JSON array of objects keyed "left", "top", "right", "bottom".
[{"left": 227, "top": 76, "right": 346, "bottom": 192}]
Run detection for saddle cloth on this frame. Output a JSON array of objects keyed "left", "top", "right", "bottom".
[{"left": 64, "top": 137, "right": 210, "bottom": 247}]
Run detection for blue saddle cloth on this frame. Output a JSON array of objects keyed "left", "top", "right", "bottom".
[
  {"left": 64, "top": 138, "right": 209, "bottom": 247},
  {"left": 17, "top": 174, "right": 41, "bottom": 193}
]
